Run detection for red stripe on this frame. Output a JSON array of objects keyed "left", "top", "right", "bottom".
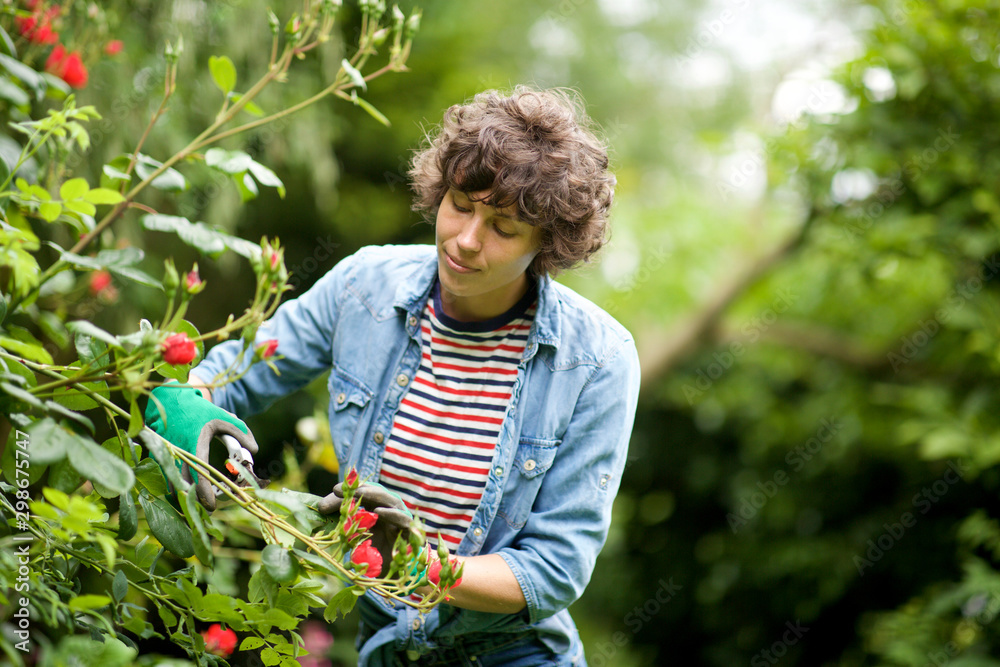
[
  {"left": 393, "top": 421, "right": 496, "bottom": 449},
  {"left": 424, "top": 353, "right": 519, "bottom": 375},
  {"left": 385, "top": 445, "right": 491, "bottom": 475},
  {"left": 413, "top": 375, "right": 510, "bottom": 400},
  {"left": 400, "top": 398, "right": 504, "bottom": 425},
  {"left": 417, "top": 504, "right": 477, "bottom": 523},
  {"left": 379, "top": 468, "right": 483, "bottom": 500}
]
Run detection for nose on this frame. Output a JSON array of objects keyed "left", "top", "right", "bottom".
[{"left": 455, "top": 212, "right": 484, "bottom": 254}]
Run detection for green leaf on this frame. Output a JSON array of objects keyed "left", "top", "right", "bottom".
[
  {"left": 0, "top": 54, "right": 45, "bottom": 98},
  {"left": 230, "top": 92, "right": 264, "bottom": 116},
  {"left": 353, "top": 94, "right": 391, "bottom": 128},
  {"left": 138, "top": 492, "right": 194, "bottom": 559},
  {"left": 179, "top": 483, "right": 214, "bottom": 567},
  {"left": 237, "top": 171, "right": 258, "bottom": 202},
  {"left": 261, "top": 648, "right": 281, "bottom": 666},
  {"left": 46, "top": 457, "right": 82, "bottom": 494},
  {"left": 68, "top": 594, "right": 112, "bottom": 611},
  {"left": 82, "top": 188, "right": 125, "bottom": 205},
  {"left": 101, "top": 164, "right": 131, "bottom": 188},
  {"left": 58, "top": 246, "right": 161, "bottom": 290},
  {"left": 323, "top": 587, "right": 358, "bottom": 622},
  {"left": 247, "top": 161, "right": 286, "bottom": 198},
  {"left": 118, "top": 488, "right": 137, "bottom": 541},
  {"left": 205, "top": 148, "right": 253, "bottom": 175},
  {"left": 137, "top": 430, "right": 185, "bottom": 493},
  {"left": 133, "top": 457, "right": 168, "bottom": 497},
  {"left": 60, "top": 178, "right": 89, "bottom": 201},
  {"left": 63, "top": 199, "right": 96, "bottom": 217},
  {"left": 262, "top": 544, "right": 300, "bottom": 584},
  {"left": 67, "top": 435, "right": 135, "bottom": 497},
  {"left": 66, "top": 320, "right": 124, "bottom": 350},
  {"left": 341, "top": 59, "right": 367, "bottom": 91},
  {"left": 0, "top": 335, "right": 52, "bottom": 364},
  {"left": 112, "top": 570, "right": 128, "bottom": 602},
  {"left": 141, "top": 213, "right": 260, "bottom": 259},
  {"left": 248, "top": 566, "right": 278, "bottom": 608},
  {"left": 39, "top": 201, "right": 62, "bottom": 222},
  {"left": 240, "top": 637, "right": 265, "bottom": 651},
  {"left": 209, "top": 55, "right": 237, "bottom": 95},
  {"left": 131, "top": 154, "right": 188, "bottom": 192},
  {"left": 25, "top": 418, "right": 75, "bottom": 465}
]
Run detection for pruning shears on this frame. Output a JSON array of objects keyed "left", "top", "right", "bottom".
[{"left": 188, "top": 431, "right": 270, "bottom": 511}]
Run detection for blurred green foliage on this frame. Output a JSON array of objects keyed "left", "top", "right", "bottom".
[{"left": 23, "top": 0, "right": 1000, "bottom": 664}]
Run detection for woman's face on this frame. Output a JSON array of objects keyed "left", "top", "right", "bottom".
[{"left": 435, "top": 188, "right": 541, "bottom": 321}]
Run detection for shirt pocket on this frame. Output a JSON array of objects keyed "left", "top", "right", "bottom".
[
  {"left": 328, "top": 370, "right": 374, "bottom": 462},
  {"left": 496, "top": 437, "right": 560, "bottom": 530}
]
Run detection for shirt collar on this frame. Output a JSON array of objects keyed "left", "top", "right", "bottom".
[{"left": 393, "top": 248, "right": 562, "bottom": 356}]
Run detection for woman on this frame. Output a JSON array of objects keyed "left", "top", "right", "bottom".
[{"left": 156, "top": 87, "right": 640, "bottom": 666}]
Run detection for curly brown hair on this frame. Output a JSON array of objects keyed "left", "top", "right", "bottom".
[{"left": 409, "top": 86, "right": 616, "bottom": 278}]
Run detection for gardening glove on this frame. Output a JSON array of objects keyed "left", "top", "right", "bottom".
[
  {"left": 317, "top": 482, "right": 414, "bottom": 572},
  {"left": 144, "top": 383, "right": 260, "bottom": 512}
]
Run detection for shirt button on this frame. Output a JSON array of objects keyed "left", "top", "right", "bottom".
[
  {"left": 336, "top": 392, "right": 346, "bottom": 404},
  {"left": 374, "top": 431, "right": 384, "bottom": 444},
  {"left": 411, "top": 617, "right": 422, "bottom": 630},
  {"left": 397, "top": 374, "right": 409, "bottom": 387},
  {"left": 523, "top": 459, "right": 536, "bottom": 472},
  {"left": 408, "top": 315, "right": 418, "bottom": 327},
  {"left": 473, "top": 527, "right": 483, "bottom": 537},
  {"left": 495, "top": 466, "right": 504, "bottom": 477}
]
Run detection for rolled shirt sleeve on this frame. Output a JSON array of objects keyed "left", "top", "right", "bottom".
[{"left": 497, "top": 336, "right": 641, "bottom": 624}]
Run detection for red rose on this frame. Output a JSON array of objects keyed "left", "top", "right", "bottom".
[
  {"left": 162, "top": 333, "right": 197, "bottom": 365},
  {"left": 184, "top": 264, "right": 205, "bottom": 294},
  {"left": 256, "top": 339, "right": 278, "bottom": 359},
  {"left": 427, "top": 557, "right": 463, "bottom": 588},
  {"left": 351, "top": 539, "right": 382, "bottom": 577},
  {"left": 104, "top": 40, "right": 123, "bottom": 56},
  {"left": 16, "top": 14, "right": 58, "bottom": 44},
  {"left": 45, "top": 44, "right": 88, "bottom": 88},
  {"left": 345, "top": 468, "right": 359, "bottom": 488},
  {"left": 345, "top": 509, "right": 378, "bottom": 539},
  {"left": 201, "top": 623, "right": 237, "bottom": 657},
  {"left": 88, "top": 270, "right": 112, "bottom": 296}
]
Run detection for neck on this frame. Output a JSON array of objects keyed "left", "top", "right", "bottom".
[{"left": 439, "top": 274, "right": 532, "bottom": 322}]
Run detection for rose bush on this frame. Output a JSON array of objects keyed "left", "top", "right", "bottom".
[{"left": 0, "top": 2, "right": 460, "bottom": 666}]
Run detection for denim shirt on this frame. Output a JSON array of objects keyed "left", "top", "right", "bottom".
[{"left": 194, "top": 244, "right": 641, "bottom": 665}]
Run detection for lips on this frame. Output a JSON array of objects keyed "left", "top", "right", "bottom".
[{"left": 444, "top": 251, "right": 479, "bottom": 273}]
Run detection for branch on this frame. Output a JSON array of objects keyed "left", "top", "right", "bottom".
[
  {"left": 717, "top": 320, "right": 889, "bottom": 368},
  {"left": 638, "top": 206, "right": 818, "bottom": 391}
]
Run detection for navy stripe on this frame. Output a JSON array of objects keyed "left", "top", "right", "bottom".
[
  {"left": 382, "top": 460, "right": 488, "bottom": 490},
  {"left": 427, "top": 321, "right": 530, "bottom": 345},
  {"left": 407, "top": 387, "right": 508, "bottom": 412},
  {"left": 429, "top": 347, "right": 523, "bottom": 366},
  {"left": 391, "top": 435, "right": 495, "bottom": 463},
  {"left": 396, "top": 411, "right": 499, "bottom": 438},
  {"left": 382, "top": 482, "right": 482, "bottom": 513}
]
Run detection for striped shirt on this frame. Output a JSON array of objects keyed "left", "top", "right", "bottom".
[{"left": 378, "top": 279, "right": 536, "bottom": 550}]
